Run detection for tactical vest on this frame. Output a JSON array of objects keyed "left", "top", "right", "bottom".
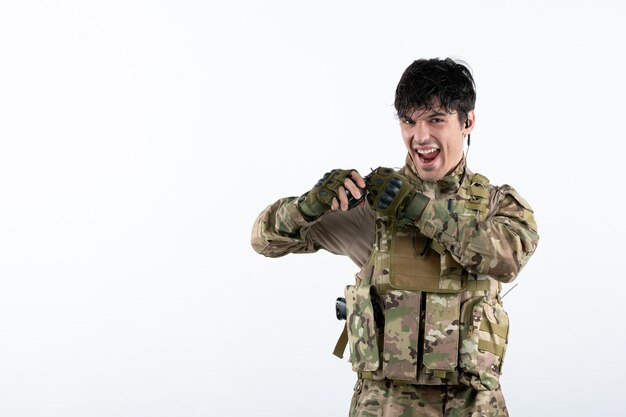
[{"left": 334, "top": 173, "right": 510, "bottom": 391}]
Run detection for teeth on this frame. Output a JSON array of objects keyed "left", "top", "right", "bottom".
[{"left": 417, "top": 148, "right": 439, "bottom": 155}]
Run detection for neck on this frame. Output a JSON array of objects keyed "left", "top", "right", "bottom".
[{"left": 403, "top": 155, "right": 468, "bottom": 198}]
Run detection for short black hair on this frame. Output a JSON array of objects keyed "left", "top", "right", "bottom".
[{"left": 394, "top": 58, "right": 476, "bottom": 123}]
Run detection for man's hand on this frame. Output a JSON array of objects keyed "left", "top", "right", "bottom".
[
  {"left": 365, "top": 167, "right": 429, "bottom": 220},
  {"left": 298, "top": 169, "right": 366, "bottom": 219}
]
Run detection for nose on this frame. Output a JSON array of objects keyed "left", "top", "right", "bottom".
[{"left": 411, "top": 121, "right": 431, "bottom": 145}]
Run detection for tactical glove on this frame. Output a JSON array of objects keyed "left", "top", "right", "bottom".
[
  {"left": 298, "top": 169, "right": 364, "bottom": 219},
  {"left": 366, "top": 167, "right": 430, "bottom": 221}
]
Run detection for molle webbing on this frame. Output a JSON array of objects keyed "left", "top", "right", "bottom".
[
  {"left": 464, "top": 173, "right": 490, "bottom": 213},
  {"left": 339, "top": 171, "right": 498, "bottom": 385}
]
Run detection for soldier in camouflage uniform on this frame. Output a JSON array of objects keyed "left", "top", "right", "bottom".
[{"left": 251, "top": 58, "right": 539, "bottom": 416}]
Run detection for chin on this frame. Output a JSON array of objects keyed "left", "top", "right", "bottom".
[{"left": 416, "top": 165, "right": 445, "bottom": 182}]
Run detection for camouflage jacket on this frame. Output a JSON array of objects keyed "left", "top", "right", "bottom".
[
  {"left": 252, "top": 158, "right": 538, "bottom": 283},
  {"left": 251, "top": 158, "right": 539, "bottom": 389}
]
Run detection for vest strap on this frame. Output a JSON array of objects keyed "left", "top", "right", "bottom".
[
  {"left": 480, "top": 317, "right": 508, "bottom": 339},
  {"left": 471, "top": 173, "right": 489, "bottom": 185},
  {"left": 430, "top": 240, "right": 445, "bottom": 255},
  {"left": 469, "top": 185, "right": 490, "bottom": 199},
  {"left": 478, "top": 339, "right": 505, "bottom": 357},
  {"left": 464, "top": 279, "right": 492, "bottom": 291},
  {"left": 465, "top": 201, "right": 487, "bottom": 212},
  {"left": 332, "top": 323, "right": 348, "bottom": 359},
  {"left": 359, "top": 371, "right": 374, "bottom": 380},
  {"left": 433, "top": 369, "right": 448, "bottom": 379}
]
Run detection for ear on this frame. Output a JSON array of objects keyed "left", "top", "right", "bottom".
[{"left": 464, "top": 110, "right": 476, "bottom": 134}]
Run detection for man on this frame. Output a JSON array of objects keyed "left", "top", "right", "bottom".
[{"left": 251, "top": 58, "right": 539, "bottom": 416}]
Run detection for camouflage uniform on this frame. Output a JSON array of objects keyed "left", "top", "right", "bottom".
[{"left": 252, "top": 157, "right": 539, "bottom": 416}]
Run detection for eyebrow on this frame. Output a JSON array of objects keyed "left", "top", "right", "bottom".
[
  {"left": 403, "top": 111, "right": 449, "bottom": 121},
  {"left": 426, "top": 111, "right": 448, "bottom": 118}
]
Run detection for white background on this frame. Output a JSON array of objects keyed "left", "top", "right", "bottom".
[{"left": 1, "top": 1, "right": 624, "bottom": 416}]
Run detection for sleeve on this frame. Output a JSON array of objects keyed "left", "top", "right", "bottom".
[
  {"left": 251, "top": 197, "right": 374, "bottom": 266},
  {"left": 251, "top": 197, "right": 319, "bottom": 257},
  {"left": 415, "top": 185, "right": 539, "bottom": 283}
]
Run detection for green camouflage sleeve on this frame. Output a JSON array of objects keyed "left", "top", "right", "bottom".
[
  {"left": 251, "top": 197, "right": 320, "bottom": 257},
  {"left": 415, "top": 185, "right": 539, "bottom": 283},
  {"left": 251, "top": 196, "right": 374, "bottom": 264}
]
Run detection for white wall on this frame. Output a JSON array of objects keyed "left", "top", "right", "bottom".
[{"left": 1, "top": 1, "right": 623, "bottom": 416}]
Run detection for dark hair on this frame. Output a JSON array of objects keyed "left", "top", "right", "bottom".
[{"left": 394, "top": 58, "right": 476, "bottom": 123}]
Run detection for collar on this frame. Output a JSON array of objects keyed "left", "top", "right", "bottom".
[{"left": 401, "top": 154, "right": 470, "bottom": 199}]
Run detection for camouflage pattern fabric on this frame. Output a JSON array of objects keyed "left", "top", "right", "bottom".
[
  {"left": 349, "top": 379, "right": 508, "bottom": 417},
  {"left": 346, "top": 285, "right": 382, "bottom": 372},
  {"left": 251, "top": 196, "right": 317, "bottom": 257},
  {"left": 382, "top": 290, "right": 421, "bottom": 381},
  {"left": 252, "top": 158, "right": 539, "bottom": 286},
  {"left": 459, "top": 297, "right": 509, "bottom": 391},
  {"left": 422, "top": 293, "right": 460, "bottom": 378},
  {"left": 251, "top": 157, "right": 539, "bottom": 415},
  {"left": 400, "top": 157, "right": 539, "bottom": 283}
]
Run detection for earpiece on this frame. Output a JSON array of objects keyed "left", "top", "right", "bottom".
[{"left": 465, "top": 119, "right": 471, "bottom": 129}]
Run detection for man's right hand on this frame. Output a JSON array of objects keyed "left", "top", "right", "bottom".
[
  {"left": 365, "top": 167, "right": 430, "bottom": 222},
  {"left": 298, "top": 169, "right": 366, "bottom": 219}
]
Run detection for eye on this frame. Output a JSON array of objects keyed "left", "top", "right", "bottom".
[
  {"left": 430, "top": 117, "right": 444, "bottom": 124},
  {"left": 401, "top": 117, "right": 414, "bottom": 125}
]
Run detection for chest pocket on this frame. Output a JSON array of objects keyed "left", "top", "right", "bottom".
[{"left": 389, "top": 224, "right": 465, "bottom": 293}]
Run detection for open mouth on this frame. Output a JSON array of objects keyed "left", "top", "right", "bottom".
[{"left": 416, "top": 148, "right": 440, "bottom": 165}]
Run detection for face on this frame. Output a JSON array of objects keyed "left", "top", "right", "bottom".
[{"left": 400, "top": 107, "right": 474, "bottom": 182}]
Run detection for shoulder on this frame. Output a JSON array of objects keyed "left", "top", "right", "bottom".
[
  {"left": 492, "top": 184, "right": 534, "bottom": 212},
  {"left": 465, "top": 170, "right": 536, "bottom": 226},
  {"left": 488, "top": 182, "right": 537, "bottom": 232},
  {"left": 466, "top": 169, "right": 533, "bottom": 211}
]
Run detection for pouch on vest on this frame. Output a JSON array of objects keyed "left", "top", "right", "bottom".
[
  {"left": 390, "top": 226, "right": 465, "bottom": 293},
  {"left": 344, "top": 285, "right": 382, "bottom": 372},
  {"left": 458, "top": 296, "right": 509, "bottom": 390},
  {"left": 422, "top": 293, "right": 461, "bottom": 380},
  {"left": 382, "top": 289, "right": 420, "bottom": 381}
]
